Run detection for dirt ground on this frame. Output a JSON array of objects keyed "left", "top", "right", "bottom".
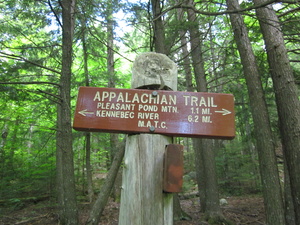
[{"left": 0, "top": 196, "right": 265, "bottom": 225}]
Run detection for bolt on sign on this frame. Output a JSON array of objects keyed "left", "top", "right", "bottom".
[{"left": 73, "top": 86, "right": 235, "bottom": 139}]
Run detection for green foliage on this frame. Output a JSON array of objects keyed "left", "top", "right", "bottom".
[
  {"left": 0, "top": 126, "right": 56, "bottom": 199},
  {"left": 182, "top": 172, "right": 197, "bottom": 193},
  {"left": 0, "top": 0, "right": 299, "bottom": 217},
  {"left": 216, "top": 140, "right": 261, "bottom": 195}
]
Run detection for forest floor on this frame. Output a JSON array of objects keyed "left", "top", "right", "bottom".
[{"left": 0, "top": 195, "right": 265, "bottom": 225}]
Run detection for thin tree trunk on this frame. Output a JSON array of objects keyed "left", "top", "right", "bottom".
[
  {"left": 106, "top": 0, "right": 121, "bottom": 201},
  {"left": 176, "top": 6, "right": 207, "bottom": 211},
  {"left": 86, "top": 141, "right": 125, "bottom": 225},
  {"left": 151, "top": 0, "right": 166, "bottom": 54},
  {"left": 192, "top": 138, "right": 206, "bottom": 212},
  {"left": 186, "top": 0, "right": 224, "bottom": 220},
  {"left": 254, "top": 1, "right": 300, "bottom": 223},
  {"left": 107, "top": 0, "right": 115, "bottom": 90},
  {"left": 81, "top": 18, "right": 94, "bottom": 203},
  {"left": 56, "top": 0, "right": 78, "bottom": 224},
  {"left": 176, "top": 6, "right": 193, "bottom": 92},
  {"left": 106, "top": 0, "right": 118, "bottom": 156},
  {"left": 226, "top": 0, "right": 285, "bottom": 224},
  {"left": 173, "top": 194, "right": 191, "bottom": 221},
  {"left": 208, "top": 28, "right": 222, "bottom": 93},
  {"left": 284, "top": 156, "right": 296, "bottom": 225},
  {"left": 0, "top": 123, "right": 8, "bottom": 179},
  {"left": 85, "top": 132, "right": 93, "bottom": 202},
  {"left": 8, "top": 118, "right": 19, "bottom": 177},
  {"left": 173, "top": 6, "right": 195, "bottom": 220}
]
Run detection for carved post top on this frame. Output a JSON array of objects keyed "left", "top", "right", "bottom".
[{"left": 131, "top": 52, "right": 178, "bottom": 91}]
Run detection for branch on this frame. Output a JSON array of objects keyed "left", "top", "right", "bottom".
[
  {"left": 158, "top": 0, "right": 279, "bottom": 19},
  {"left": 2, "top": 44, "right": 61, "bottom": 50},
  {"left": 287, "top": 48, "right": 300, "bottom": 53},
  {"left": 87, "top": 27, "right": 133, "bottom": 63},
  {"left": 278, "top": 6, "right": 300, "bottom": 17},
  {"left": 281, "top": 0, "right": 300, "bottom": 3},
  {"left": 0, "top": 118, "right": 57, "bottom": 131},
  {"left": 47, "top": 0, "right": 63, "bottom": 28},
  {"left": 0, "top": 81, "right": 61, "bottom": 87},
  {"left": 24, "top": 89, "right": 62, "bottom": 104},
  {"left": 36, "top": 89, "right": 62, "bottom": 104},
  {"left": 0, "top": 51, "right": 61, "bottom": 74},
  {"left": 208, "top": 79, "right": 235, "bottom": 90},
  {"left": 37, "top": 89, "right": 61, "bottom": 100}
]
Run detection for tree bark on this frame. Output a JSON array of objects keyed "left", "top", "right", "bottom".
[
  {"left": 254, "top": 1, "right": 300, "bottom": 223},
  {"left": 174, "top": 7, "right": 194, "bottom": 220},
  {"left": 85, "top": 132, "right": 94, "bottom": 203},
  {"left": 226, "top": 0, "right": 285, "bottom": 224},
  {"left": 0, "top": 123, "right": 9, "bottom": 179},
  {"left": 81, "top": 17, "right": 94, "bottom": 203},
  {"left": 186, "top": 0, "right": 224, "bottom": 220},
  {"left": 176, "top": 6, "right": 193, "bottom": 92},
  {"left": 106, "top": 0, "right": 122, "bottom": 201},
  {"left": 151, "top": 0, "right": 166, "bottom": 54},
  {"left": 56, "top": 0, "right": 78, "bottom": 224},
  {"left": 173, "top": 194, "right": 191, "bottom": 221},
  {"left": 192, "top": 138, "right": 206, "bottom": 212},
  {"left": 107, "top": 0, "right": 115, "bottom": 90},
  {"left": 284, "top": 157, "right": 296, "bottom": 225},
  {"left": 86, "top": 141, "right": 125, "bottom": 225}
]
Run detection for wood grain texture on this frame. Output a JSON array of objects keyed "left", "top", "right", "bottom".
[{"left": 119, "top": 53, "right": 177, "bottom": 225}]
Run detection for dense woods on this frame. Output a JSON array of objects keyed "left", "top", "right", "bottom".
[{"left": 1, "top": 0, "right": 300, "bottom": 224}]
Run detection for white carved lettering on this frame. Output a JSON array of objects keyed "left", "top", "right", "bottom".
[
  {"left": 161, "top": 106, "right": 178, "bottom": 113},
  {"left": 183, "top": 95, "right": 217, "bottom": 107},
  {"left": 137, "top": 120, "right": 167, "bottom": 129},
  {"left": 137, "top": 112, "right": 159, "bottom": 120}
]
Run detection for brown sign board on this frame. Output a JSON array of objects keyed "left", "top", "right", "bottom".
[
  {"left": 73, "top": 87, "right": 235, "bottom": 139},
  {"left": 163, "top": 144, "right": 184, "bottom": 193}
]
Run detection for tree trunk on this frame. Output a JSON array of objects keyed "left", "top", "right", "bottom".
[
  {"left": 56, "top": 0, "right": 78, "bottom": 224},
  {"left": 107, "top": 0, "right": 115, "bottom": 90},
  {"left": 226, "top": 0, "right": 285, "bottom": 224},
  {"left": 176, "top": 6, "right": 193, "bottom": 92},
  {"left": 174, "top": 6, "right": 194, "bottom": 220},
  {"left": 173, "top": 194, "right": 191, "bottom": 221},
  {"left": 151, "top": 0, "right": 166, "bottom": 54},
  {"left": 0, "top": 123, "right": 9, "bottom": 179},
  {"left": 284, "top": 157, "right": 296, "bottom": 225},
  {"left": 8, "top": 118, "right": 19, "bottom": 174},
  {"left": 186, "top": 0, "right": 224, "bottom": 220},
  {"left": 192, "top": 138, "right": 206, "bottom": 212},
  {"left": 85, "top": 132, "right": 94, "bottom": 202},
  {"left": 186, "top": 0, "right": 206, "bottom": 93},
  {"left": 86, "top": 141, "right": 125, "bottom": 225},
  {"left": 106, "top": 0, "right": 122, "bottom": 201},
  {"left": 254, "top": 1, "right": 300, "bottom": 223},
  {"left": 81, "top": 17, "right": 94, "bottom": 203}
]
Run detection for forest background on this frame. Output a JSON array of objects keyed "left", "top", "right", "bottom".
[{"left": 0, "top": 0, "right": 300, "bottom": 224}]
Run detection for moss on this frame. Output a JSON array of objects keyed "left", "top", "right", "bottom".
[{"left": 204, "top": 213, "right": 234, "bottom": 225}]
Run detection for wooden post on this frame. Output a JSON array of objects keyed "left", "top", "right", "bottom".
[{"left": 119, "top": 52, "right": 178, "bottom": 225}]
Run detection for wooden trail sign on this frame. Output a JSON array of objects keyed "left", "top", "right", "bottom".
[
  {"left": 73, "top": 52, "right": 236, "bottom": 225},
  {"left": 73, "top": 87, "right": 235, "bottom": 139}
]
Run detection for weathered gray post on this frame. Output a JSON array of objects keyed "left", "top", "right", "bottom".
[{"left": 119, "top": 52, "right": 178, "bottom": 225}]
